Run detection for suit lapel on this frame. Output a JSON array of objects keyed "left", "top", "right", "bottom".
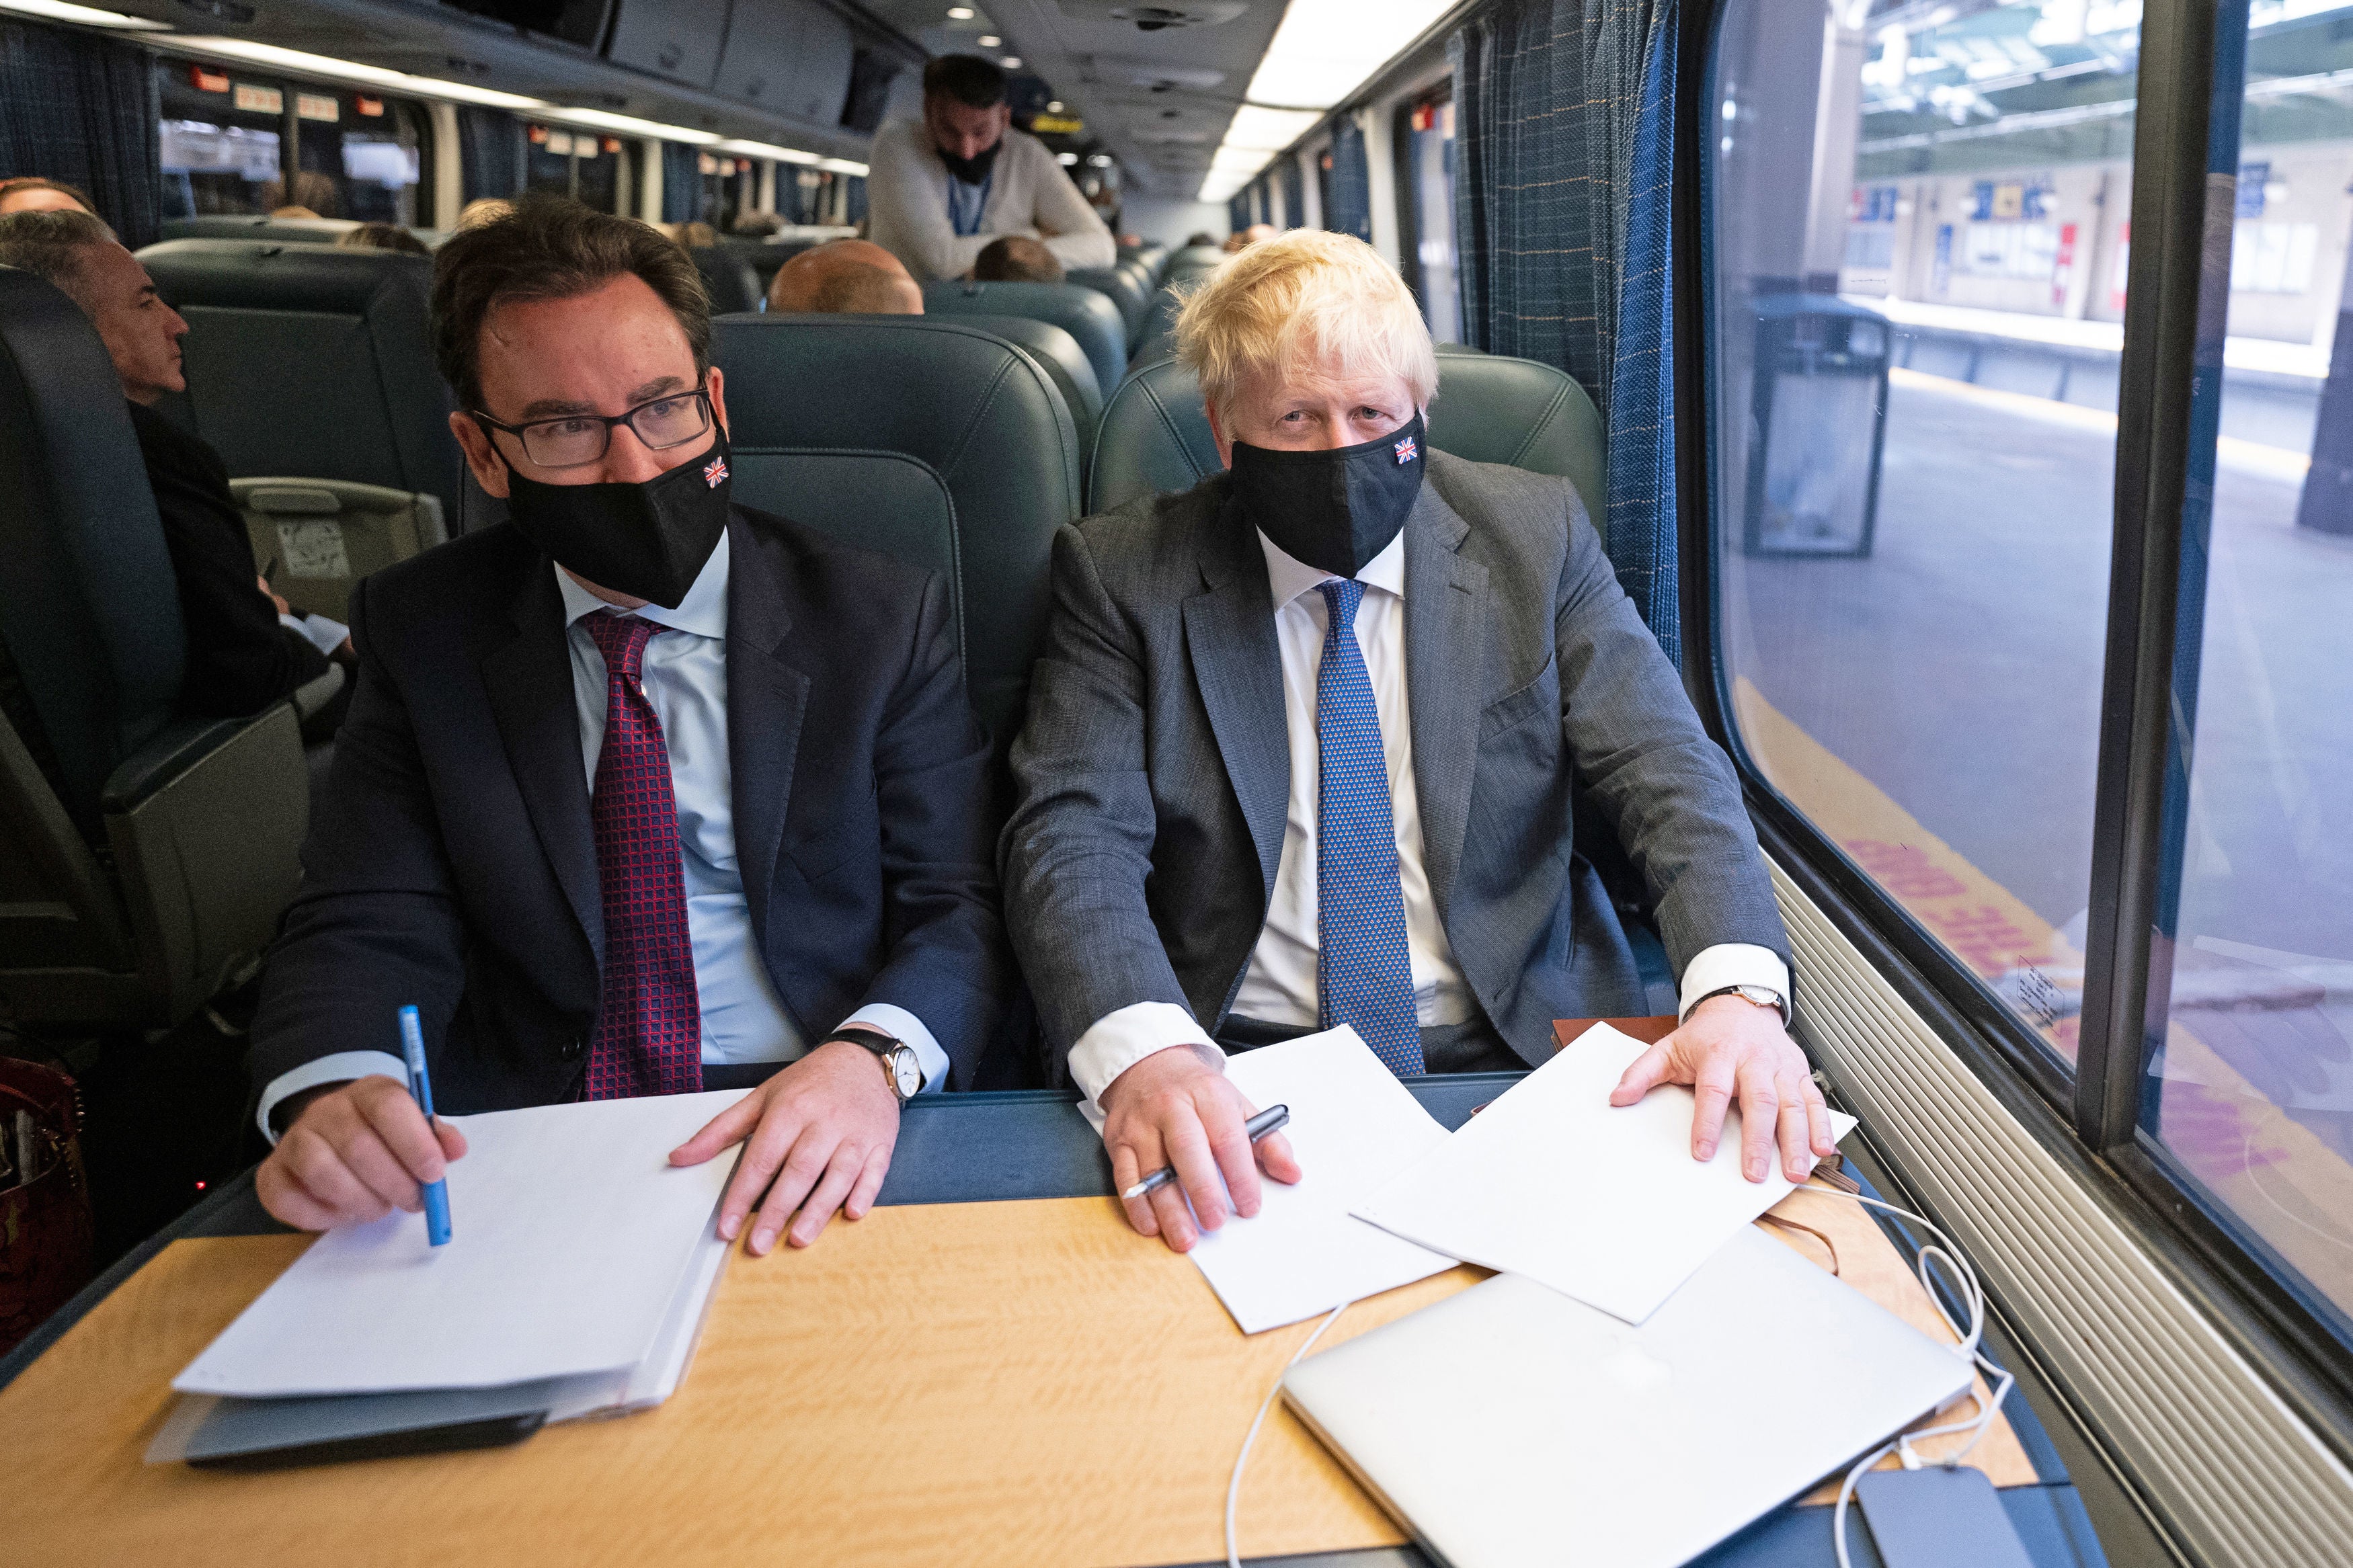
[
  {"left": 723, "top": 515, "right": 809, "bottom": 958},
  {"left": 1182, "top": 496, "right": 1289, "bottom": 899},
  {"left": 481, "top": 560, "right": 603, "bottom": 959},
  {"left": 1404, "top": 481, "right": 1488, "bottom": 921}
]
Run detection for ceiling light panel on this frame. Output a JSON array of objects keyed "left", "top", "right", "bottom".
[
  {"left": 0, "top": 0, "right": 167, "bottom": 29},
  {"left": 1242, "top": 0, "right": 1455, "bottom": 110}
]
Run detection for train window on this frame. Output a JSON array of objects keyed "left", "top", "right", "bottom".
[
  {"left": 1704, "top": 0, "right": 2144, "bottom": 1075},
  {"left": 1406, "top": 92, "right": 1460, "bottom": 343},
  {"left": 2142, "top": 34, "right": 2353, "bottom": 1341},
  {"left": 158, "top": 65, "right": 426, "bottom": 224},
  {"left": 526, "top": 126, "right": 621, "bottom": 216}
]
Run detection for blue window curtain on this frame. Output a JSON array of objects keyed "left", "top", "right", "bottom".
[
  {"left": 1253, "top": 181, "right": 1271, "bottom": 225},
  {"left": 846, "top": 173, "right": 867, "bottom": 226},
  {"left": 1229, "top": 192, "right": 1250, "bottom": 233},
  {"left": 661, "top": 142, "right": 701, "bottom": 224},
  {"left": 0, "top": 24, "right": 161, "bottom": 249},
  {"left": 1449, "top": 0, "right": 1681, "bottom": 655},
  {"left": 1278, "top": 155, "right": 1304, "bottom": 230},
  {"left": 1326, "top": 114, "right": 1373, "bottom": 243},
  {"left": 457, "top": 108, "right": 525, "bottom": 204}
]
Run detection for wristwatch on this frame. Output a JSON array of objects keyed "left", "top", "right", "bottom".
[
  {"left": 1691, "top": 983, "right": 1790, "bottom": 1028},
  {"left": 822, "top": 1029, "right": 923, "bottom": 1104}
]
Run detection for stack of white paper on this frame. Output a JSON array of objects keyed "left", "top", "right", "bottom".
[
  {"left": 154, "top": 1091, "right": 748, "bottom": 1462},
  {"left": 1177, "top": 1028, "right": 1460, "bottom": 1334},
  {"left": 1352, "top": 1025, "right": 1854, "bottom": 1323}
]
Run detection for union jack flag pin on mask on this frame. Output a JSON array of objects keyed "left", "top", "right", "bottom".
[
  {"left": 1392, "top": 434, "right": 1418, "bottom": 465},
  {"left": 703, "top": 454, "right": 730, "bottom": 488}
]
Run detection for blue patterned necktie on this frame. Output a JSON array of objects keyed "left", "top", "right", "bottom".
[{"left": 1313, "top": 579, "right": 1425, "bottom": 1076}]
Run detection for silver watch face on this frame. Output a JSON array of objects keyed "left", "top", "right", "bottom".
[{"left": 888, "top": 1047, "right": 922, "bottom": 1099}]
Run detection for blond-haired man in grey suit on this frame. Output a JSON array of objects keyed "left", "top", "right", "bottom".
[{"left": 1002, "top": 231, "right": 1833, "bottom": 1253}]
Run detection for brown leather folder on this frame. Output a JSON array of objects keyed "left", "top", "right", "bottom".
[{"left": 1550, "top": 1015, "right": 1679, "bottom": 1053}]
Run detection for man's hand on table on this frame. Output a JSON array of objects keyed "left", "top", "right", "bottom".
[
  {"left": 1099, "top": 1043, "right": 1300, "bottom": 1253},
  {"left": 670, "top": 1030, "right": 902, "bottom": 1255},
  {"left": 1609, "top": 995, "right": 1835, "bottom": 1183},
  {"left": 255, "top": 1075, "right": 467, "bottom": 1231}
]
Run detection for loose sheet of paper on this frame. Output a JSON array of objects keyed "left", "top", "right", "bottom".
[
  {"left": 1352, "top": 1024, "right": 1856, "bottom": 1324},
  {"left": 175, "top": 1089, "right": 750, "bottom": 1397},
  {"left": 1181, "top": 1027, "right": 1458, "bottom": 1334}
]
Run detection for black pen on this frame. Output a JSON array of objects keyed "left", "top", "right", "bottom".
[{"left": 1121, "top": 1104, "right": 1291, "bottom": 1202}]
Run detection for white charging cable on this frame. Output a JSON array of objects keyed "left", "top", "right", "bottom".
[
  {"left": 1823, "top": 1190, "right": 2018, "bottom": 1568},
  {"left": 1226, "top": 1299, "right": 1355, "bottom": 1568}
]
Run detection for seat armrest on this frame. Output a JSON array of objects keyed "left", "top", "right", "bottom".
[
  {"left": 98, "top": 715, "right": 253, "bottom": 815},
  {"left": 290, "top": 663, "right": 345, "bottom": 723}
]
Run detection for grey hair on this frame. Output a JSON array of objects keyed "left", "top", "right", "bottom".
[{"left": 0, "top": 208, "right": 120, "bottom": 308}]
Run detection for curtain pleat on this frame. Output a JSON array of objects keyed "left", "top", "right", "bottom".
[
  {"left": 457, "top": 108, "right": 525, "bottom": 205},
  {"left": 1326, "top": 115, "right": 1373, "bottom": 244},
  {"left": 0, "top": 24, "right": 161, "bottom": 249},
  {"left": 1448, "top": 0, "right": 1681, "bottom": 656},
  {"left": 1230, "top": 193, "right": 1250, "bottom": 233},
  {"left": 1278, "top": 157, "right": 1304, "bottom": 229},
  {"left": 662, "top": 142, "right": 701, "bottom": 224}
]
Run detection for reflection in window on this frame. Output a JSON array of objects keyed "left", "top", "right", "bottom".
[
  {"left": 1706, "top": 0, "right": 2158, "bottom": 1067},
  {"left": 2145, "top": 11, "right": 2353, "bottom": 1343}
]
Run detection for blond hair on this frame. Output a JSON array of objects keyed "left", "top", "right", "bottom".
[{"left": 1172, "top": 229, "right": 1437, "bottom": 419}]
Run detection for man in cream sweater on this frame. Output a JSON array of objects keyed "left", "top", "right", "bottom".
[{"left": 866, "top": 54, "right": 1115, "bottom": 284}]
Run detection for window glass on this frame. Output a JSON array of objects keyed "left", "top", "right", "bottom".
[
  {"left": 2143, "top": 13, "right": 2353, "bottom": 1340},
  {"left": 1408, "top": 93, "right": 1459, "bottom": 342},
  {"left": 526, "top": 126, "right": 620, "bottom": 215},
  {"left": 158, "top": 63, "right": 285, "bottom": 218},
  {"left": 1706, "top": 0, "right": 2147, "bottom": 1071}
]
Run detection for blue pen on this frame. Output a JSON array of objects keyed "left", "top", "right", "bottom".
[{"left": 397, "top": 1005, "right": 453, "bottom": 1246}]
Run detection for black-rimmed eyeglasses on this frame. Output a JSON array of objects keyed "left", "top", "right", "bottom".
[{"left": 470, "top": 385, "right": 713, "bottom": 470}]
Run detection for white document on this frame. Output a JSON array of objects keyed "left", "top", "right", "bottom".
[
  {"left": 1183, "top": 1028, "right": 1459, "bottom": 1335},
  {"left": 1352, "top": 1024, "right": 1856, "bottom": 1325},
  {"left": 175, "top": 1090, "right": 750, "bottom": 1398}
]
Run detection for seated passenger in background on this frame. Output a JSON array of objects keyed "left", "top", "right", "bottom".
[
  {"left": 732, "top": 212, "right": 785, "bottom": 239},
  {"left": 334, "top": 221, "right": 430, "bottom": 256},
  {"left": 269, "top": 204, "right": 323, "bottom": 221},
  {"left": 0, "top": 176, "right": 96, "bottom": 217},
  {"left": 766, "top": 238, "right": 923, "bottom": 315},
  {"left": 249, "top": 198, "right": 1010, "bottom": 1254},
  {"left": 1222, "top": 223, "right": 1277, "bottom": 254},
  {"left": 670, "top": 220, "right": 721, "bottom": 250},
  {"left": 1185, "top": 231, "right": 1219, "bottom": 249},
  {"left": 0, "top": 210, "right": 350, "bottom": 724},
  {"left": 1001, "top": 230, "right": 1831, "bottom": 1254},
  {"left": 455, "top": 196, "right": 514, "bottom": 231},
  {"left": 971, "top": 234, "right": 1064, "bottom": 286}
]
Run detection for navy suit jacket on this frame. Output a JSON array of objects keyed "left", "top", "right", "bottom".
[{"left": 251, "top": 507, "right": 1012, "bottom": 1110}]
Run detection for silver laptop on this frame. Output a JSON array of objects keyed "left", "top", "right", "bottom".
[{"left": 1281, "top": 1225, "right": 1976, "bottom": 1568}]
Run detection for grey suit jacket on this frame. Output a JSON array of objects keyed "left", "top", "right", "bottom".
[{"left": 1000, "top": 449, "right": 1790, "bottom": 1071}]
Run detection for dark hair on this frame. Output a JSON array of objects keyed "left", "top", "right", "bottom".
[
  {"left": 973, "top": 235, "right": 1063, "bottom": 285},
  {"left": 0, "top": 208, "right": 118, "bottom": 303},
  {"left": 335, "top": 221, "right": 430, "bottom": 257},
  {"left": 922, "top": 54, "right": 1007, "bottom": 110},
  {"left": 0, "top": 176, "right": 99, "bottom": 217},
  {"left": 430, "top": 196, "right": 711, "bottom": 411}
]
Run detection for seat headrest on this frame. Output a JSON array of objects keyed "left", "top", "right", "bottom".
[
  {"left": 138, "top": 237, "right": 432, "bottom": 313},
  {"left": 689, "top": 246, "right": 764, "bottom": 316},
  {"left": 711, "top": 315, "right": 1082, "bottom": 744},
  {"left": 159, "top": 216, "right": 360, "bottom": 246},
  {"left": 920, "top": 280, "right": 1127, "bottom": 405},
  {"left": 1088, "top": 352, "right": 1606, "bottom": 520},
  {"left": 0, "top": 269, "right": 185, "bottom": 811}
]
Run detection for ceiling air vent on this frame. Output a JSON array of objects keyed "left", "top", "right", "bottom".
[{"left": 1055, "top": 1, "right": 1248, "bottom": 30}]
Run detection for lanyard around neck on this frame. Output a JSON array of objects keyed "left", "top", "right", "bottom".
[{"left": 946, "top": 168, "right": 993, "bottom": 237}]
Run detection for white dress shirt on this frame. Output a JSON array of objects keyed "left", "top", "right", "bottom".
[
  {"left": 255, "top": 532, "right": 946, "bottom": 1138},
  {"left": 1064, "top": 528, "right": 1790, "bottom": 1108}
]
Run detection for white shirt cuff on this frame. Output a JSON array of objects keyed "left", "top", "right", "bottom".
[
  {"left": 1067, "top": 1001, "right": 1220, "bottom": 1117},
  {"left": 1677, "top": 944, "right": 1793, "bottom": 1026},
  {"left": 842, "top": 1003, "right": 950, "bottom": 1095},
  {"left": 255, "top": 1050, "right": 409, "bottom": 1144}
]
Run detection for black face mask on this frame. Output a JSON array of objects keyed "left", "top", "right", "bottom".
[
  {"left": 499, "top": 432, "right": 733, "bottom": 610},
  {"left": 938, "top": 136, "right": 1001, "bottom": 186},
  {"left": 1228, "top": 414, "right": 1426, "bottom": 579}
]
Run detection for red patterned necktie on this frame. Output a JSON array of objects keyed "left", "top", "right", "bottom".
[{"left": 581, "top": 612, "right": 704, "bottom": 1099}]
